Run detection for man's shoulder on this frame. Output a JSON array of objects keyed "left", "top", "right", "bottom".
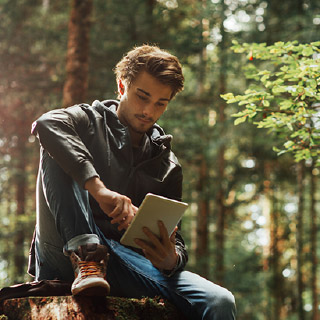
[{"left": 66, "top": 100, "right": 119, "bottom": 123}]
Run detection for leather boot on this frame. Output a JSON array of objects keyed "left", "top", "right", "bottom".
[{"left": 68, "top": 243, "right": 110, "bottom": 296}]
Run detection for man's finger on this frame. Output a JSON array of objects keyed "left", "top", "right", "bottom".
[
  {"left": 108, "top": 202, "right": 123, "bottom": 218},
  {"left": 170, "top": 226, "right": 178, "bottom": 243},
  {"left": 135, "top": 238, "right": 164, "bottom": 261},
  {"left": 142, "top": 227, "right": 163, "bottom": 248},
  {"left": 118, "top": 213, "right": 133, "bottom": 230},
  {"left": 158, "top": 220, "right": 173, "bottom": 247}
]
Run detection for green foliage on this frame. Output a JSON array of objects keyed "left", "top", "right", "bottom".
[{"left": 222, "top": 40, "right": 320, "bottom": 164}]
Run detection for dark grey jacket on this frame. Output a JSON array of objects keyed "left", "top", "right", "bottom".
[{"left": 29, "top": 100, "right": 188, "bottom": 275}]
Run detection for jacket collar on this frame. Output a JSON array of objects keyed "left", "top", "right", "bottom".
[{"left": 94, "top": 99, "right": 173, "bottom": 149}]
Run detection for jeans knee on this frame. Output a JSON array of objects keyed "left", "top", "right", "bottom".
[
  {"left": 208, "top": 288, "right": 236, "bottom": 319},
  {"left": 220, "top": 289, "right": 236, "bottom": 311}
]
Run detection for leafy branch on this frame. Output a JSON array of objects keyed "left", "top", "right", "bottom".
[{"left": 222, "top": 40, "right": 320, "bottom": 165}]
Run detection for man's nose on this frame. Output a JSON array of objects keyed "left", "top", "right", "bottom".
[{"left": 142, "top": 102, "right": 154, "bottom": 117}]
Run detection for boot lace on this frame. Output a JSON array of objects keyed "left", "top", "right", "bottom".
[{"left": 77, "top": 261, "right": 104, "bottom": 279}]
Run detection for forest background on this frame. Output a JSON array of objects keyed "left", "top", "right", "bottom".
[{"left": 0, "top": 0, "right": 319, "bottom": 319}]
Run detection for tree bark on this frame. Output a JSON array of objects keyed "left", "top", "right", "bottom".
[
  {"left": 214, "top": 0, "right": 227, "bottom": 285},
  {"left": 196, "top": 155, "right": 209, "bottom": 278},
  {"left": 310, "top": 166, "right": 318, "bottom": 320},
  {"left": 145, "top": 0, "right": 156, "bottom": 42},
  {"left": 10, "top": 101, "right": 30, "bottom": 283},
  {"left": 297, "top": 161, "right": 305, "bottom": 320},
  {"left": 13, "top": 137, "right": 27, "bottom": 282},
  {"left": 269, "top": 188, "right": 285, "bottom": 319},
  {"left": 1, "top": 296, "right": 185, "bottom": 320},
  {"left": 194, "top": 0, "right": 210, "bottom": 278},
  {"left": 215, "top": 143, "right": 225, "bottom": 285},
  {"left": 62, "top": 0, "right": 93, "bottom": 107}
]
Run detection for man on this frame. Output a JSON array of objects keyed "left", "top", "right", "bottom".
[{"left": 28, "top": 45, "right": 236, "bottom": 319}]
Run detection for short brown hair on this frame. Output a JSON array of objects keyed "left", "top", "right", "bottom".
[{"left": 114, "top": 45, "right": 184, "bottom": 99}]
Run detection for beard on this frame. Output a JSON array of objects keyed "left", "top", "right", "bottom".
[{"left": 130, "top": 114, "right": 155, "bottom": 134}]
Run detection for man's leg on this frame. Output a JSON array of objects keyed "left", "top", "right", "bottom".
[
  {"left": 105, "top": 239, "right": 236, "bottom": 320},
  {"left": 35, "top": 151, "right": 235, "bottom": 316},
  {"left": 35, "top": 151, "right": 105, "bottom": 288}
]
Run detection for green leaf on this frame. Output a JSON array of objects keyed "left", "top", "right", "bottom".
[
  {"left": 286, "top": 123, "right": 294, "bottom": 131},
  {"left": 262, "top": 100, "right": 270, "bottom": 107},
  {"left": 280, "top": 100, "right": 293, "bottom": 110},
  {"left": 220, "top": 93, "right": 234, "bottom": 101},
  {"left": 284, "top": 141, "right": 294, "bottom": 149},
  {"left": 277, "top": 150, "right": 288, "bottom": 156},
  {"left": 249, "top": 112, "right": 257, "bottom": 118},
  {"left": 272, "top": 86, "right": 286, "bottom": 94},
  {"left": 308, "top": 79, "right": 317, "bottom": 89},
  {"left": 234, "top": 116, "right": 247, "bottom": 125},
  {"left": 239, "top": 100, "right": 249, "bottom": 106},
  {"left": 280, "top": 66, "right": 289, "bottom": 72},
  {"left": 302, "top": 46, "right": 314, "bottom": 56},
  {"left": 232, "top": 111, "right": 246, "bottom": 117}
]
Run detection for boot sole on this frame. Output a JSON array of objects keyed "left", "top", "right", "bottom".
[
  {"left": 73, "top": 284, "right": 110, "bottom": 296},
  {"left": 72, "top": 287, "right": 110, "bottom": 297},
  {"left": 72, "top": 278, "right": 110, "bottom": 297}
]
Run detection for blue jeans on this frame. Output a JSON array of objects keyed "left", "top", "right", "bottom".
[{"left": 35, "top": 152, "right": 236, "bottom": 320}]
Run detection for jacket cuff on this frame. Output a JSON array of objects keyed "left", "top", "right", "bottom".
[
  {"left": 73, "top": 161, "right": 100, "bottom": 189},
  {"left": 160, "top": 253, "right": 182, "bottom": 278}
]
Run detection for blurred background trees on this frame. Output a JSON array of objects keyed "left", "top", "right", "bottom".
[{"left": 0, "top": 0, "right": 319, "bottom": 319}]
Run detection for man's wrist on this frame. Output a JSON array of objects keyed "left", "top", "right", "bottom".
[
  {"left": 84, "top": 177, "right": 106, "bottom": 198},
  {"left": 161, "top": 254, "right": 181, "bottom": 277}
]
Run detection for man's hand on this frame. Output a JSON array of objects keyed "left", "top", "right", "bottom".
[
  {"left": 134, "top": 221, "right": 178, "bottom": 271},
  {"left": 85, "top": 177, "right": 137, "bottom": 231}
]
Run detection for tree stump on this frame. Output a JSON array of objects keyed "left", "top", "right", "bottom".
[{"left": 0, "top": 295, "right": 186, "bottom": 320}]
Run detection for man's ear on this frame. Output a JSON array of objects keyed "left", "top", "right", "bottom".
[{"left": 118, "top": 79, "right": 125, "bottom": 96}]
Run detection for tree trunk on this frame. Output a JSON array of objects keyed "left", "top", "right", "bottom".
[
  {"left": 196, "top": 155, "right": 209, "bottom": 278},
  {"left": 0, "top": 296, "right": 185, "bottom": 320},
  {"left": 215, "top": 143, "right": 225, "bottom": 285},
  {"left": 214, "top": 0, "right": 227, "bottom": 285},
  {"left": 310, "top": 165, "right": 318, "bottom": 320},
  {"left": 12, "top": 130, "right": 28, "bottom": 282},
  {"left": 62, "top": 0, "right": 93, "bottom": 107},
  {"left": 194, "top": 0, "right": 210, "bottom": 278},
  {"left": 269, "top": 188, "right": 284, "bottom": 319},
  {"left": 297, "top": 161, "right": 305, "bottom": 320},
  {"left": 145, "top": 0, "right": 155, "bottom": 42}
]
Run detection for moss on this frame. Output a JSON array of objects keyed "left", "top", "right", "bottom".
[
  {"left": 1, "top": 296, "right": 185, "bottom": 320},
  {"left": 108, "top": 296, "right": 185, "bottom": 320}
]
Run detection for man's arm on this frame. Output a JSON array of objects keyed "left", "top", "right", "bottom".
[
  {"left": 32, "top": 105, "right": 98, "bottom": 188},
  {"left": 162, "top": 161, "right": 189, "bottom": 274},
  {"left": 85, "top": 177, "right": 137, "bottom": 231},
  {"left": 33, "top": 106, "right": 137, "bottom": 229},
  {"left": 134, "top": 161, "right": 188, "bottom": 275}
]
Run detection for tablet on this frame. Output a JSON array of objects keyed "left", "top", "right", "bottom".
[{"left": 120, "top": 193, "right": 188, "bottom": 248}]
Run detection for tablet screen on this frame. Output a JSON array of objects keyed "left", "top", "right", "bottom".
[{"left": 120, "top": 193, "right": 188, "bottom": 248}]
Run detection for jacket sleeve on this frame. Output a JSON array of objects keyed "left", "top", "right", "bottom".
[
  {"left": 161, "top": 158, "right": 189, "bottom": 276},
  {"left": 32, "top": 105, "right": 99, "bottom": 188}
]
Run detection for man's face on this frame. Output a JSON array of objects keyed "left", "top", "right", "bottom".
[{"left": 117, "top": 71, "right": 172, "bottom": 144}]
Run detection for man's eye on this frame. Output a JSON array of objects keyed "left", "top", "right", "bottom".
[{"left": 137, "top": 95, "right": 147, "bottom": 101}]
